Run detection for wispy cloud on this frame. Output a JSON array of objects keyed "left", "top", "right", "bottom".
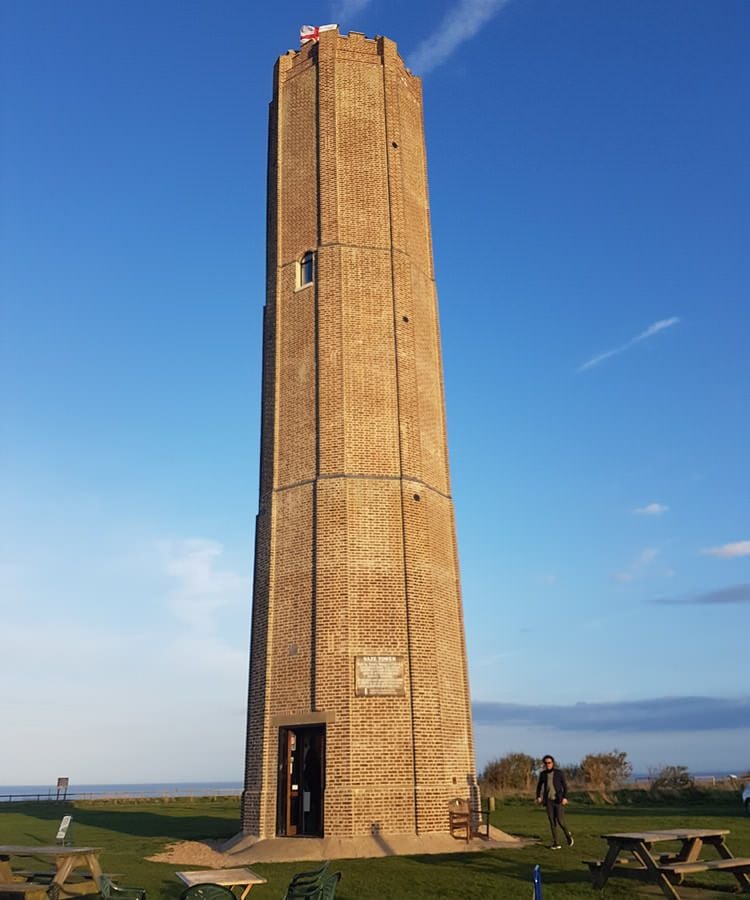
[
  {"left": 159, "top": 538, "right": 249, "bottom": 630},
  {"left": 579, "top": 317, "right": 680, "bottom": 372},
  {"left": 654, "top": 584, "right": 750, "bottom": 605},
  {"left": 407, "top": 0, "right": 513, "bottom": 76},
  {"left": 702, "top": 541, "right": 750, "bottom": 559},
  {"left": 614, "top": 547, "right": 659, "bottom": 583},
  {"left": 633, "top": 503, "right": 668, "bottom": 516},
  {"left": 536, "top": 574, "right": 557, "bottom": 585},
  {"left": 330, "top": 0, "right": 373, "bottom": 20},
  {"left": 473, "top": 696, "right": 750, "bottom": 733}
]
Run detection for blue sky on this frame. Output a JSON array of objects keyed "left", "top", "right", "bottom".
[{"left": 1, "top": 0, "right": 748, "bottom": 785}]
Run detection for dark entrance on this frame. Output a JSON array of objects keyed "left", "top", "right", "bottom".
[{"left": 277, "top": 725, "right": 325, "bottom": 837}]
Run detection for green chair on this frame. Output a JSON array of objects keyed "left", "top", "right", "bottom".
[
  {"left": 284, "top": 871, "right": 341, "bottom": 900},
  {"left": 179, "top": 886, "right": 235, "bottom": 900},
  {"left": 317, "top": 873, "right": 341, "bottom": 900},
  {"left": 98, "top": 875, "right": 147, "bottom": 899},
  {"left": 283, "top": 861, "right": 330, "bottom": 899}
]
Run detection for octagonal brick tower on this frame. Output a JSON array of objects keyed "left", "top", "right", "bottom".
[{"left": 241, "top": 29, "right": 477, "bottom": 842}]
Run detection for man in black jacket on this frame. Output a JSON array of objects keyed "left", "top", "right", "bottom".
[{"left": 535, "top": 755, "right": 574, "bottom": 849}]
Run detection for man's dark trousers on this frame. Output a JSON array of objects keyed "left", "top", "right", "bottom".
[{"left": 546, "top": 800, "right": 571, "bottom": 845}]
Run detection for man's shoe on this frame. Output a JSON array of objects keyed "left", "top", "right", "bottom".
[
  {"left": 566, "top": 834, "right": 575, "bottom": 847},
  {"left": 549, "top": 844, "right": 562, "bottom": 850}
]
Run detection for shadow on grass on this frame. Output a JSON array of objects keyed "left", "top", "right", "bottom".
[
  {"left": 567, "top": 806, "right": 742, "bottom": 820},
  {"left": 0, "top": 801, "right": 238, "bottom": 841},
  {"left": 406, "top": 848, "right": 592, "bottom": 889},
  {"left": 156, "top": 877, "right": 185, "bottom": 899}
]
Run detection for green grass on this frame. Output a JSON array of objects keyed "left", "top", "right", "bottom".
[{"left": 0, "top": 795, "right": 748, "bottom": 898}]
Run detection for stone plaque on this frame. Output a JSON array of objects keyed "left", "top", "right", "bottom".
[{"left": 355, "top": 655, "right": 405, "bottom": 697}]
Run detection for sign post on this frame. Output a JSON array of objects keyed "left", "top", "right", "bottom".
[{"left": 56, "top": 777, "right": 69, "bottom": 801}]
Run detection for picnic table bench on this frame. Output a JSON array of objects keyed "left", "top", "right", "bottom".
[
  {"left": 587, "top": 829, "right": 750, "bottom": 899},
  {"left": 0, "top": 885, "right": 54, "bottom": 898}
]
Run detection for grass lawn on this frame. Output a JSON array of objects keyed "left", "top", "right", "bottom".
[{"left": 0, "top": 794, "right": 748, "bottom": 898}]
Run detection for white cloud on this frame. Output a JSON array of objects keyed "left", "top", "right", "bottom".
[
  {"left": 0, "top": 620, "right": 247, "bottom": 783},
  {"left": 702, "top": 541, "right": 750, "bottom": 559},
  {"left": 407, "top": 0, "right": 514, "bottom": 76},
  {"left": 159, "top": 538, "right": 250, "bottom": 630},
  {"left": 633, "top": 503, "right": 669, "bottom": 516},
  {"left": 330, "top": 0, "right": 373, "bottom": 20},
  {"left": 614, "top": 547, "right": 659, "bottom": 583},
  {"left": 0, "top": 532, "right": 251, "bottom": 783},
  {"left": 536, "top": 574, "right": 557, "bottom": 585},
  {"left": 579, "top": 317, "right": 680, "bottom": 372}
]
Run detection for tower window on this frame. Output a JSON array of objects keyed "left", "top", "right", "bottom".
[{"left": 298, "top": 251, "right": 315, "bottom": 289}]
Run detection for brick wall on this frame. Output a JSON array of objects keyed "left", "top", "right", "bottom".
[{"left": 242, "top": 30, "right": 477, "bottom": 839}]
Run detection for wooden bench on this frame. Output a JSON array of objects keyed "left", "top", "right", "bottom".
[
  {"left": 585, "top": 857, "right": 632, "bottom": 870},
  {"left": 0, "top": 884, "right": 52, "bottom": 899},
  {"left": 447, "top": 798, "right": 490, "bottom": 842},
  {"left": 659, "top": 856, "right": 750, "bottom": 877}
]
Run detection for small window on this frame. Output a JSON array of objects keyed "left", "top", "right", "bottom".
[{"left": 298, "top": 251, "right": 314, "bottom": 288}]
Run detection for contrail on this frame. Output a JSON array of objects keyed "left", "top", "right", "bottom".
[
  {"left": 579, "top": 317, "right": 680, "bottom": 372},
  {"left": 408, "top": 0, "right": 514, "bottom": 76}
]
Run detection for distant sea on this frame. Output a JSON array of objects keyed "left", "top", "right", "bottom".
[
  {"left": 1, "top": 773, "right": 743, "bottom": 802},
  {"left": 0, "top": 782, "right": 243, "bottom": 801}
]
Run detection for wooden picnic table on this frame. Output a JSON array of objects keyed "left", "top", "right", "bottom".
[
  {"left": 0, "top": 845, "right": 104, "bottom": 896},
  {"left": 588, "top": 829, "right": 750, "bottom": 899},
  {"left": 176, "top": 867, "right": 267, "bottom": 899}
]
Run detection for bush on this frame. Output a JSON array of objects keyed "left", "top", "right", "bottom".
[
  {"left": 651, "top": 765, "right": 695, "bottom": 790},
  {"left": 580, "top": 750, "right": 632, "bottom": 790},
  {"left": 561, "top": 763, "right": 584, "bottom": 788},
  {"left": 481, "top": 752, "right": 539, "bottom": 792}
]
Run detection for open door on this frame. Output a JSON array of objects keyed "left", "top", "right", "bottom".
[{"left": 277, "top": 724, "right": 325, "bottom": 837}]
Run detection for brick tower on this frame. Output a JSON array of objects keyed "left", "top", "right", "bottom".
[{"left": 241, "top": 29, "right": 477, "bottom": 843}]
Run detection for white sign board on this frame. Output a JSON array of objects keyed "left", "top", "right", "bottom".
[
  {"left": 56, "top": 815, "right": 72, "bottom": 844},
  {"left": 355, "top": 655, "right": 405, "bottom": 697}
]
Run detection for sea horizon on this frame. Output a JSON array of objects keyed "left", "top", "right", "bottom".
[
  {"left": 0, "top": 780, "right": 243, "bottom": 799},
  {"left": 1, "top": 771, "right": 745, "bottom": 800}
]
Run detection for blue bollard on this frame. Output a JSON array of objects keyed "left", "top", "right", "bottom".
[{"left": 533, "top": 863, "right": 543, "bottom": 899}]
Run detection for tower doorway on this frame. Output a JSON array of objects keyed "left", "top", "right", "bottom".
[{"left": 277, "top": 725, "right": 325, "bottom": 837}]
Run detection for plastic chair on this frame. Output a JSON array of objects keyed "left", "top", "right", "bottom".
[
  {"left": 98, "top": 874, "right": 147, "bottom": 899},
  {"left": 179, "top": 886, "right": 236, "bottom": 900},
  {"left": 283, "top": 861, "right": 330, "bottom": 899},
  {"left": 318, "top": 872, "right": 342, "bottom": 900},
  {"left": 285, "top": 871, "right": 342, "bottom": 900}
]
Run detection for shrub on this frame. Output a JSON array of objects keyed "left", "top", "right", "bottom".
[
  {"left": 561, "top": 763, "right": 584, "bottom": 788},
  {"left": 481, "top": 752, "right": 539, "bottom": 792},
  {"left": 580, "top": 750, "right": 632, "bottom": 790},
  {"left": 651, "top": 765, "right": 695, "bottom": 790}
]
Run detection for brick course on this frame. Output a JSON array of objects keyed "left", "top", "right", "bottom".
[{"left": 241, "top": 30, "right": 477, "bottom": 840}]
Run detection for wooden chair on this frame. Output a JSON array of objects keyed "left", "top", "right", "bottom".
[{"left": 448, "top": 797, "right": 490, "bottom": 842}]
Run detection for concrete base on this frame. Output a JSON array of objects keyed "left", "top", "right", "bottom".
[{"left": 221, "top": 826, "right": 522, "bottom": 864}]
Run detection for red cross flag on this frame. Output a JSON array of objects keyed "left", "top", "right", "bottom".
[{"left": 300, "top": 24, "right": 337, "bottom": 46}]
